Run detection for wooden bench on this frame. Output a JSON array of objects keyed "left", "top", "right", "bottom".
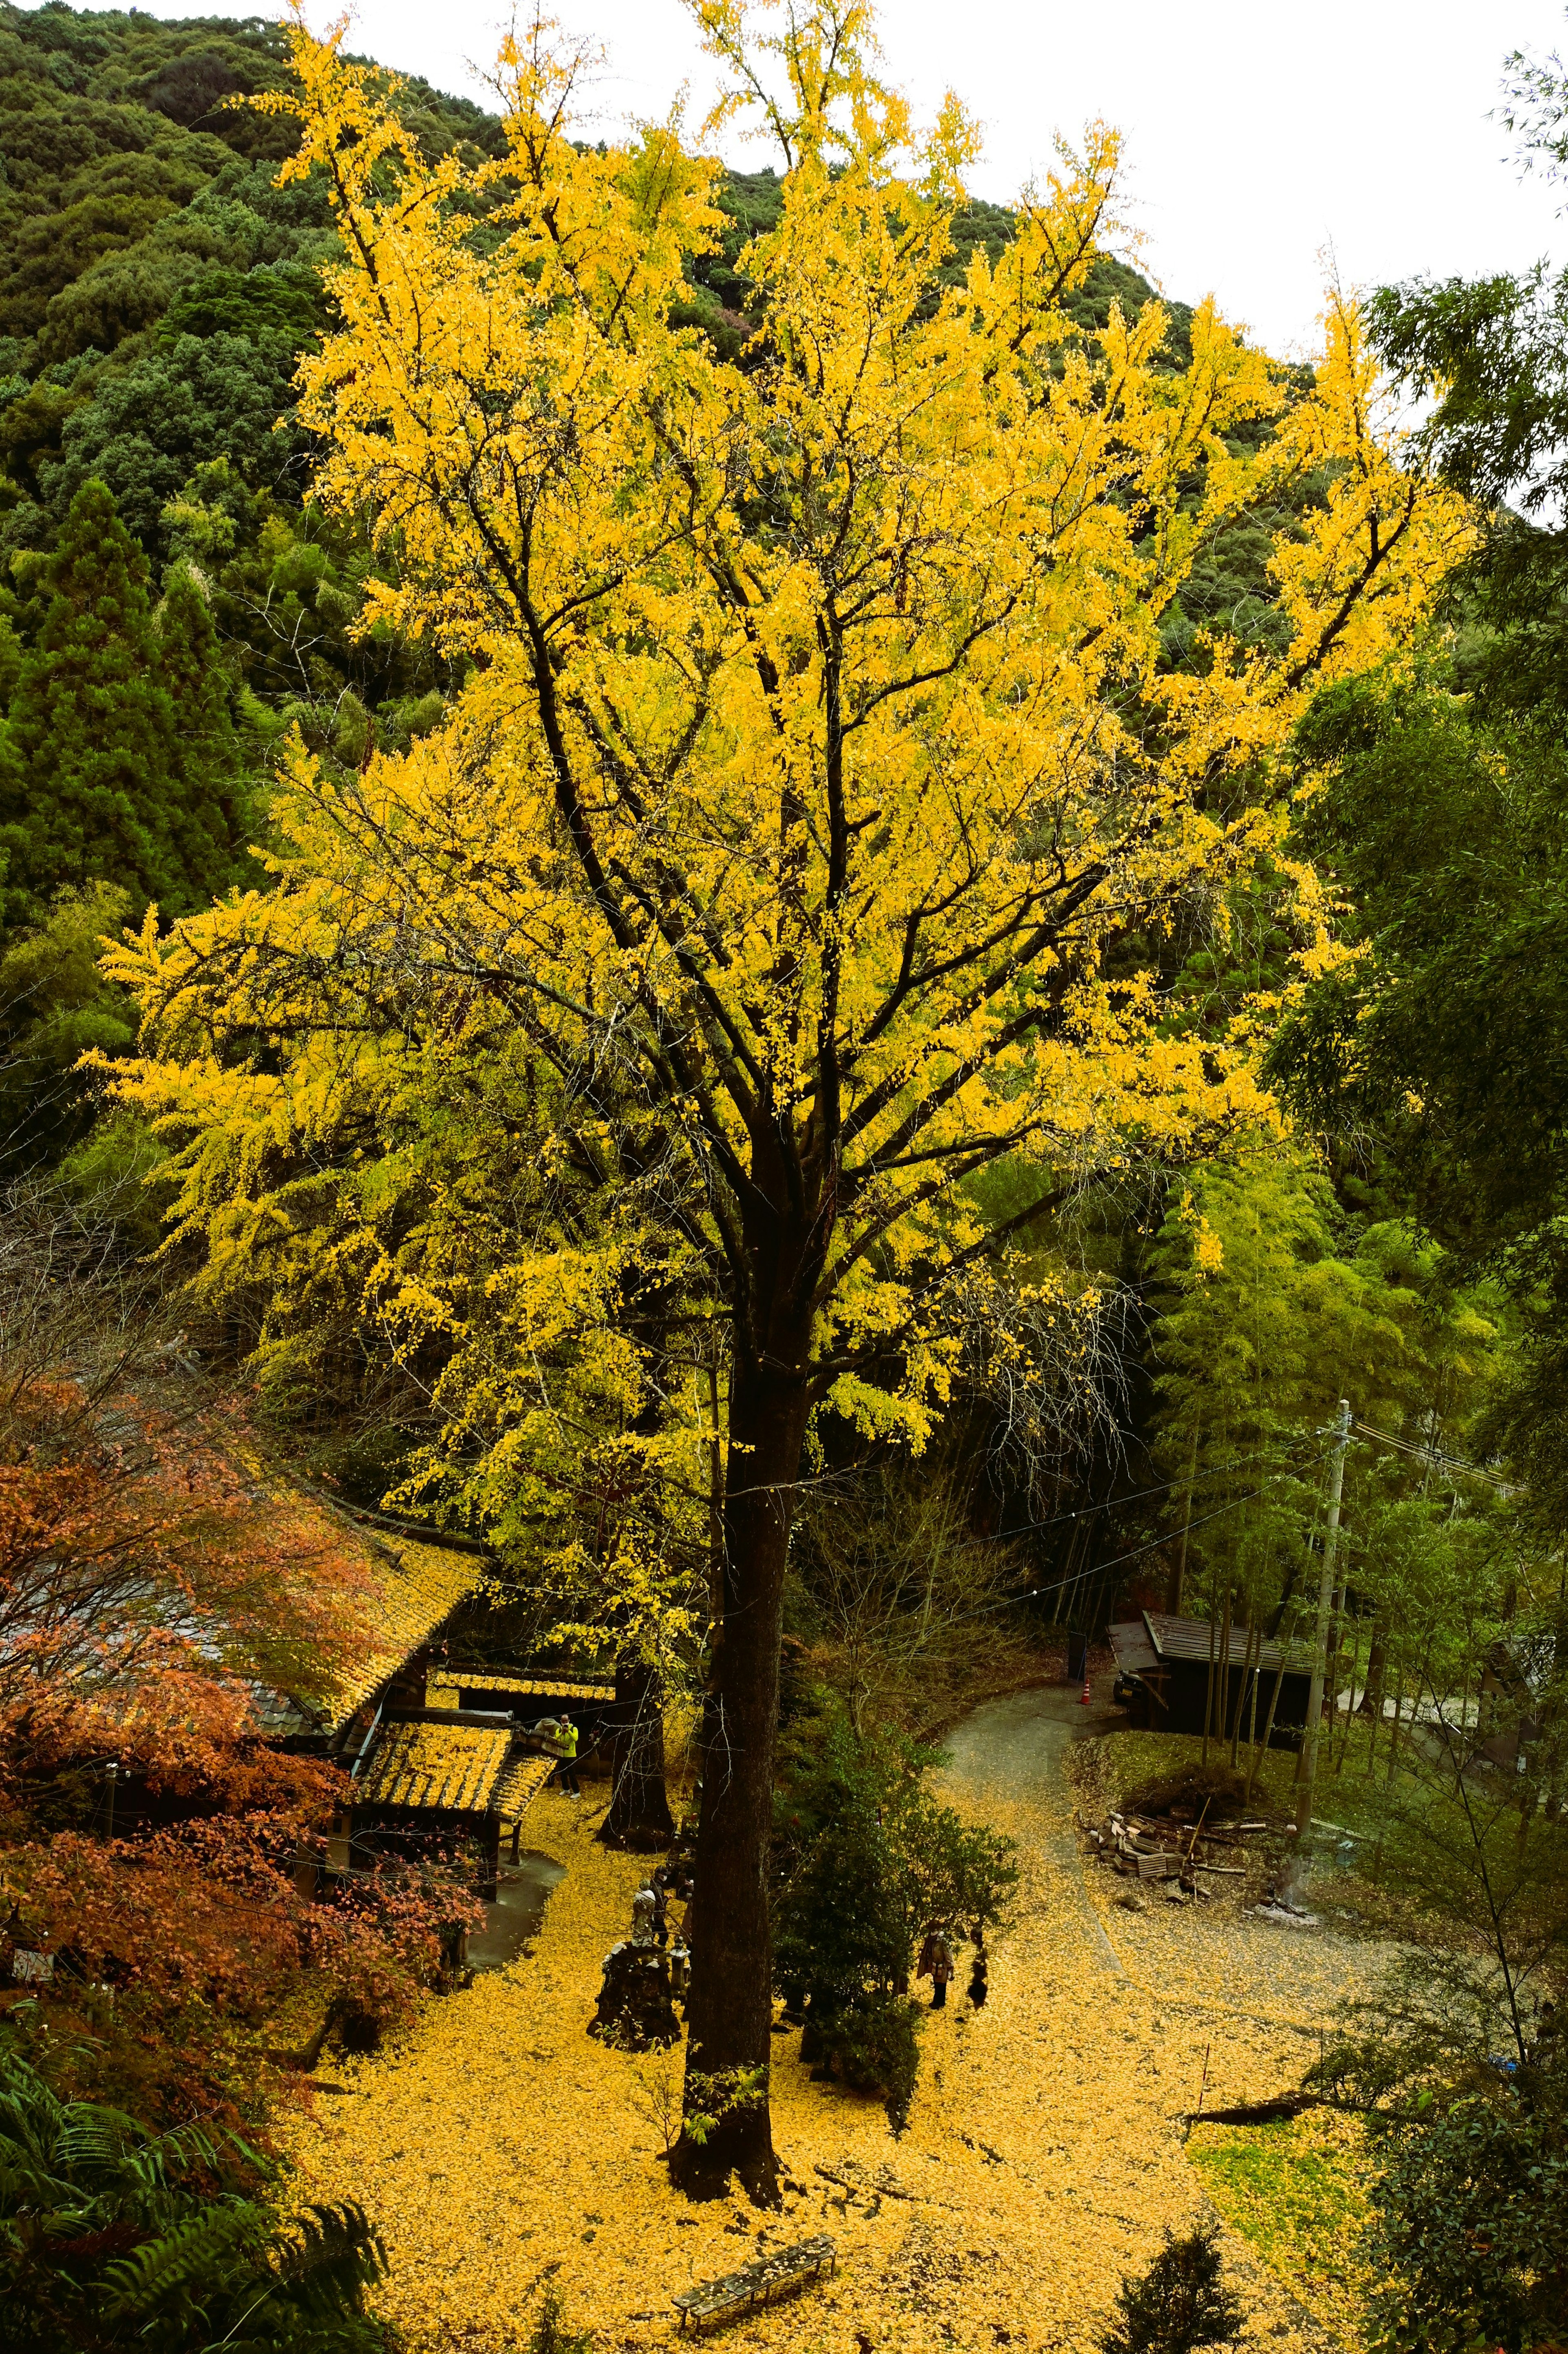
[{"left": 671, "top": 2235, "right": 836, "bottom": 2331}]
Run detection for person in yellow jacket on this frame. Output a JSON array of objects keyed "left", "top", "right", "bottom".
[{"left": 553, "top": 1716, "right": 581, "bottom": 1796}]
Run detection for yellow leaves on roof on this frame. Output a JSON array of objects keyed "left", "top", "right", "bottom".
[
  {"left": 357, "top": 1718, "right": 512, "bottom": 1813},
  {"left": 493, "top": 1754, "right": 553, "bottom": 1822},
  {"left": 432, "top": 1673, "right": 611, "bottom": 1703},
  {"left": 330, "top": 1535, "right": 481, "bottom": 1724}
]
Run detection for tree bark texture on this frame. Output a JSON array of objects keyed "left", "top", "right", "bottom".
[
  {"left": 672, "top": 1337, "right": 812, "bottom": 2203},
  {"left": 598, "top": 1652, "right": 675, "bottom": 1851}
]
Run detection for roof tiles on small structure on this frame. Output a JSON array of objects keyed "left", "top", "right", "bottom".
[
  {"left": 430, "top": 1668, "right": 614, "bottom": 1704},
  {"left": 327, "top": 1534, "right": 483, "bottom": 1728},
  {"left": 494, "top": 1754, "right": 555, "bottom": 1820},
  {"left": 1140, "top": 1610, "right": 1310, "bottom": 1676},
  {"left": 356, "top": 1718, "right": 513, "bottom": 1813}
]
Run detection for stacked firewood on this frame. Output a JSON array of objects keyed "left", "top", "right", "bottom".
[{"left": 1076, "top": 1804, "right": 1281, "bottom": 1899}]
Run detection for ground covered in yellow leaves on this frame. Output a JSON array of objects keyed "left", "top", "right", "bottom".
[{"left": 289, "top": 1693, "right": 1391, "bottom": 2352}]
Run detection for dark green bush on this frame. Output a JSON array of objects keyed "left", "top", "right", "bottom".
[
  {"left": 1098, "top": 2225, "right": 1243, "bottom": 2354},
  {"left": 0, "top": 2039, "right": 389, "bottom": 2353},
  {"left": 1315, "top": 1960, "right": 1568, "bottom": 2354},
  {"left": 772, "top": 1699, "right": 1015, "bottom": 2127},
  {"left": 818, "top": 1990, "right": 922, "bottom": 2133}
]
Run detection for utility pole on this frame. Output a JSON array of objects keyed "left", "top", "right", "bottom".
[{"left": 1296, "top": 1401, "right": 1351, "bottom": 1841}]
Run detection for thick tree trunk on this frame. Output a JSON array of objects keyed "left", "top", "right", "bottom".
[
  {"left": 672, "top": 1344, "right": 811, "bottom": 2204},
  {"left": 598, "top": 1652, "right": 675, "bottom": 1852}
]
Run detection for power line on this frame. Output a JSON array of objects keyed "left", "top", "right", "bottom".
[
  {"left": 1352, "top": 1418, "right": 1515, "bottom": 1492},
  {"left": 951, "top": 1483, "right": 1280, "bottom": 1630},
  {"left": 973, "top": 1435, "right": 1321, "bottom": 1548}
]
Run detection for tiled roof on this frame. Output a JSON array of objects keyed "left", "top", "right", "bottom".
[
  {"left": 1142, "top": 1611, "right": 1310, "bottom": 1677},
  {"left": 356, "top": 1718, "right": 513, "bottom": 1813},
  {"left": 428, "top": 1669, "right": 614, "bottom": 1704},
  {"left": 494, "top": 1754, "right": 554, "bottom": 1820},
  {"left": 327, "top": 1534, "right": 483, "bottom": 1728}
]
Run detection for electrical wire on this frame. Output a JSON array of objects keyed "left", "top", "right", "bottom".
[
  {"left": 946, "top": 1480, "right": 1283, "bottom": 1630},
  {"left": 966, "top": 1432, "right": 1322, "bottom": 1550},
  {"left": 1351, "top": 1418, "right": 1515, "bottom": 1492}
]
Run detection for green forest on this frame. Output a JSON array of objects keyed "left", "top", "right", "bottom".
[{"left": 0, "top": 4, "right": 1565, "bottom": 2351}]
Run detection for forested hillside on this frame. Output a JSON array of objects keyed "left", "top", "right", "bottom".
[{"left": 0, "top": 6, "right": 1565, "bottom": 2350}]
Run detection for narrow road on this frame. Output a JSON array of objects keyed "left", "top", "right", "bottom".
[{"left": 938, "top": 1678, "right": 1129, "bottom": 1974}]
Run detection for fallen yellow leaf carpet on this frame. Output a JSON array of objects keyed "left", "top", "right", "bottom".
[{"left": 288, "top": 1749, "right": 1388, "bottom": 2352}]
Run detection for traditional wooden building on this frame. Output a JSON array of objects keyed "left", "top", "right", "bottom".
[
  {"left": 350, "top": 1710, "right": 559, "bottom": 1894},
  {"left": 254, "top": 1503, "right": 490, "bottom": 1757},
  {"left": 1108, "top": 1610, "right": 1314, "bottom": 1745},
  {"left": 425, "top": 1664, "right": 618, "bottom": 1755}
]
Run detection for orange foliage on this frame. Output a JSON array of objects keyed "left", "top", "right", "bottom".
[{"left": 0, "top": 1371, "right": 375, "bottom": 1800}]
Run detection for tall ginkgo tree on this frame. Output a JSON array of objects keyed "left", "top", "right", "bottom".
[{"left": 107, "top": 0, "right": 1469, "bottom": 2195}]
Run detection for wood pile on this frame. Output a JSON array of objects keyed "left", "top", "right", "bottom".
[{"left": 1076, "top": 1803, "right": 1282, "bottom": 1899}]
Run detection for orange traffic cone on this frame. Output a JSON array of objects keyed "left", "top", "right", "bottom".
[{"left": 1080, "top": 1672, "right": 1091, "bottom": 1706}]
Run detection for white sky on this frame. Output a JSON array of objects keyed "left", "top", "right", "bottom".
[{"left": 49, "top": 0, "right": 1568, "bottom": 356}]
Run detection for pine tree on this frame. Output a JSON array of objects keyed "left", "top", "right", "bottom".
[
  {"left": 1099, "top": 2227, "right": 1244, "bottom": 2354},
  {"left": 0, "top": 479, "right": 197, "bottom": 930},
  {"left": 157, "top": 561, "right": 245, "bottom": 901}
]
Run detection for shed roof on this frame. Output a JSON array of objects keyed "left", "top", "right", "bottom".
[
  {"left": 1140, "top": 1610, "right": 1310, "bottom": 1677},
  {"left": 1108, "top": 1621, "right": 1160, "bottom": 1675},
  {"left": 356, "top": 1717, "right": 513, "bottom": 1813},
  {"left": 433, "top": 1668, "right": 615, "bottom": 1703},
  {"left": 494, "top": 1754, "right": 555, "bottom": 1820}
]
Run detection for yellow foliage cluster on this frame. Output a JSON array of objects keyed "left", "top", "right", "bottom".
[{"left": 102, "top": 0, "right": 1473, "bottom": 1468}]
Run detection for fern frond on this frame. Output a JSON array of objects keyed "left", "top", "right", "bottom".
[{"left": 99, "top": 2200, "right": 261, "bottom": 2321}]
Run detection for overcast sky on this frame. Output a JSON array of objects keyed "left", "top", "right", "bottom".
[{"left": 73, "top": 0, "right": 1568, "bottom": 356}]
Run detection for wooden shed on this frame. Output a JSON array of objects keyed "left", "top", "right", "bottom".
[
  {"left": 1108, "top": 1610, "right": 1314, "bottom": 1745},
  {"left": 350, "top": 1709, "right": 556, "bottom": 1894}
]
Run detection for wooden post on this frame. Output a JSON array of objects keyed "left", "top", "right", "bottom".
[{"left": 1296, "top": 1401, "right": 1351, "bottom": 1840}]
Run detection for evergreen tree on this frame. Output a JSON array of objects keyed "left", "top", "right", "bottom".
[
  {"left": 1098, "top": 2227, "right": 1244, "bottom": 2354},
  {"left": 0, "top": 479, "right": 197, "bottom": 931},
  {"left": 157, "top": 561, "right": 247, "bottom": 897}
]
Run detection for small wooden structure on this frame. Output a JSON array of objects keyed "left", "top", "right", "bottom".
[
  {"left": 1108, "top": 1610, "right": 1313, "bottom": 1745},
  {"left": 425, "top": 1665, "right": 619, "bottom": 1775},
  {"left": 350, "top": 1708, "right": 557, "bottom": 1893},
  {"left": 672, "top": 2238, "right": 837, "bottom": 2332}
]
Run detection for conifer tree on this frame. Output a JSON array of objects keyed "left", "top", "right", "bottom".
[
  {"left": 0, "top": 480, "right": 236, "bottom": 933},
  {"left": 157, "top": 561, "right": 245, "bottom": 900},
  {"left": 1098, "top": 2227, "right": 1244, "bottom": 2354}
]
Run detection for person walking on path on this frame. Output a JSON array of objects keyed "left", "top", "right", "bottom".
[
  {"left": 553, "top": 1717, "right": 581, "bottom": 1795},
  {"left": 918, "top": 1927, "right": 955, "bottom": 2009}
]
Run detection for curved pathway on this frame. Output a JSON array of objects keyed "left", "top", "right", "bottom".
[{"left": 940, "top": 1683, "right": 1127, "bottom": 1976}]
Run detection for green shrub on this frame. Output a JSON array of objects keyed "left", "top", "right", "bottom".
[
  {"left": 0, "top": 2040, "right": 389, "bottom": 2353},
  {"left": 1098, "top": 2225, "right": 1244, "bottom": 2354},
  {"left": 818, "top": 1991, "right": 922, "bottom": 2133},
  {"left": 772, "top": 1698, "right": 1015, "bottom": 2126}
]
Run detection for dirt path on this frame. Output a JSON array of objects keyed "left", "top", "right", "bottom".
[
  {"left": 940, "top": 1684, "right": 1129, "bottom": 1978},
  {"left": 288, "top": 1680, "right": 1376, "bottom": 2353}
]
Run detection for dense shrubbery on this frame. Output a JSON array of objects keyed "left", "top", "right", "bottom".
[
  {"left": 1315, "top": 1960, "right": 1568, "bottom": 2353},
  {"left": 773, "top": 1703, "right": 1016, "bottom": 2127},
  {"left": 0, "top": 2039, "right": 389, "bottom": 2354}
]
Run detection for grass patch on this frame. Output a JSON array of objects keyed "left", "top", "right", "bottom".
[
  {"left": 1189, "top": 2109, "right": 1377, "bottom": 2348},
  {"left": 1068, "top": 1730, "right": 1300, "bottom": 1821}
]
